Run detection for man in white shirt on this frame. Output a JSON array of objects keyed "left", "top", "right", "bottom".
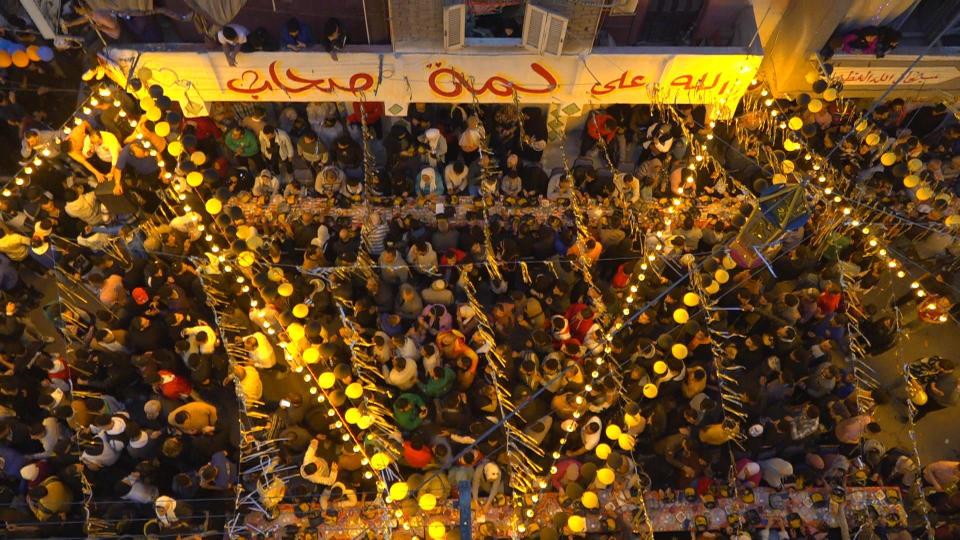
[
  {"left": 217, "top": 24, "right": 249, "bottom": 66},
  {"left": 301, "top": 438, "right": 338, "bottom": 485},
  {"left": 243, "top": 332, "right": 276, "bottom": 369},
  {"left": 258, "top": 125, "right": 294, "bottom": 179},
  {"left": 64, "top": 187, "right": 108, "bottom": 226},
  {"left": 182, "top": 323, "right": 217, "bottom": 355}
]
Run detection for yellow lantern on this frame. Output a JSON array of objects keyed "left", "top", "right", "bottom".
[
  {"left": 344, "top": 407, "right": 361, "bottom": 424},
  {"left": 303, "top": 347, "right": 321, "bottom": 364},
  {"left": 722, "top": 256, "right": 737, "bottom": 269},
  {"left": 138, "top": 97, "right": 155, "bottom": 111},
  {"left": 238, "top": 251, "right": 256, "bottom": 268},
  {"left": 419, "top": 493, "right": 437, "bottom": 511},
  {"left": 154, "top": 121, "right": 170, "bottom": 137},
  {"left": 671, "top": 344, "right": 688, "bottom": 359},
  {"left": 783, "top": 139, "right": 798, "bottom": 152},
  {"left": 370, "top": 452, "right": 390, "bottom": 471},
  {"left": 596, "top": 468, "right": 615, "bottom": 486},
  {"left": 389, "top": 482, "right": 409, "bottom": 501},
  {"left": 595, "top": 443, "right": 611, "bottom": 460},
  {"left": 167, "top": 140, "right": 183, "bottom": 156},
  {"left": 643, "top": 383, "right": 658, "bottom": 398},
  {"left": 944, "top": 214, "right": 960, "bottom": 227},
  {"left": 822, "top": 87, "right": 838, "bottom": 102},
  {"left": 653, "top": 361, "right": 667, "bottom": 375},
  {"left": 673, "top": 308, "right": 689, "bottom": 324},
  {"left": 204, "top": 198, "right": 222, "bottom": 215},
  {"left": 781, "top": 160, "right": 795, "bottom": 174},
  {"left": 428, "top": 521, "right": 446, "bottom": 539},
  {"left": 190, "top": 151, "right": 207, "bottom": 166},
  {"left": 715, "top": 269, "right": 729, "bottom": 284},
  {"left": 345, "top": 382, "right": 363, "bottom": 399},
  {"left": 145, "top": 107, "right": 162, "bottom": 122},
  {"left": 287, "top": 323, "right": 305, "bottom": 341},
  {"left": 880, "top": 152, "right": 897, "bottom": 166},
  {"left": 787, "top": 117, "right": 803, "bottom": 131},
  {"left": 567, "top": 515, "right": 586, "bottom": 533},
  {"left": 247, "top": 235, "right": 264, "bottom": 251},
  {"left": 357, "top": 415, "right": 374, "bottom": 429},
  {"left": 683, "top": 292, "right": 700, "bottom": 307},
  {"left": 771, "top": 173, "right": 786, "bottom": 185},
  {"left": 318, "top": 371, "right": 336, "bottom": 388},
  {"left": 236, "top": 225, "right": 253, "bottom": 240},
  {"left": 865, "top": 133, "right": 880, "bottom": 146},
  {"left": 903, "top": 175, "right": 920, "bottom": 188},
  {"left": 908, "top": 158, "right": 923, "bottom": 172},
  {"left": 705, "top": 281, "right": 721, "bottom": 295},
  {"left": 855, "top": 119, "right": 868, "bottom": 132},
  {"left": 278, "top": 283, "right": 294, "bottom": 297},
  {"left": 807, "top": 99, "right": 823, "bottom": 113},
  {"left": 916, "top": 186, "right": 933, "bottom": 201},
  {"left": 618, "top": 433, "right": 636, "bottom": 450},
  {"left": 804, "top": 71, "right": 819, "bottom": 84},
  {"left": 604, "top": 424, "right": 622, "bottom": 440},
  {"left": 293, "top": 303, "right": 309, "bottom": 318},
  {"left": 581, "top": 491, "right": 599, "bottom": 509},
  {"left": 186, "top": 171, "right": 203, "bottom": 187}
]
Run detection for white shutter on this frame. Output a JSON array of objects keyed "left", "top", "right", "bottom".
[
  {"left": 522, "top": 3, "right": 549, "bottom": 51},
  {"left": 541, "top": 13, "right": 568, "bottom": 55},
  {"left": 444, "top": 4, "right": 466, "bottom": 50}
]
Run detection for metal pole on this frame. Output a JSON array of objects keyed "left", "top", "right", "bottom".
[
  {"left": 362, "top": 0, "right": 372, "bottom": 44},
  {"left": 458, "top": 480, "right": 472, "bottom": 540}
]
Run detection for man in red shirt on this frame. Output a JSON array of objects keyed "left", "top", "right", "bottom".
[
  {"left": 402, "top": 434, "right": 433, "bottom": 469},
  {"left": 146, "top": 370, "right": 193, "bottom": 401},
  {"left": 817, "top": 282, "right": 842, "bottom": 316},
  {"left": 580, "top": 109, "right": 617, "bottom": 158}
]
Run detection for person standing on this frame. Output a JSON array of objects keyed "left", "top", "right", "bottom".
[
  {"left": 319, "top": 18, "right": 347, "bottom": 60},
  {"left": 217, "top": 24, "right": 249, "bottom": 66}
]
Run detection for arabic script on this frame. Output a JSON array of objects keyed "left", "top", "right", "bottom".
[
  {"left": 668, "top": 73, "right": 732, "bottom": 95},
  {"left": 427, "top": 62, "right": 558, "bottom": 99},
  {"left": 225, "top": 61, "right": 375, "bottom": 99},
  {"left": 837, "top": 68, "right": 951, "bottom": 86},
  {"left": 591, "top": 71, "right": 647, "bottom": 96}
]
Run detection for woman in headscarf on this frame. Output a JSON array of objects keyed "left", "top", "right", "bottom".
[
  {"left": 416, "top": 167, "right": 444, "bottom": 198},
  {"left": 420, "top": 128, "right": 447, "bottom": 169}
]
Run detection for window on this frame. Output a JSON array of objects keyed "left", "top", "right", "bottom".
[
  {"left": 445, "top": 1, "right": 568, "bottom": 54},
  {"left": 466, "top": 0, "right": 525, "bottom": 38},
  {"left": 522, "top": 4, "right": 568, "bottom": 55}
]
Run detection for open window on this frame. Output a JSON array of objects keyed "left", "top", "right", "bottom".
[
  {"left": 444, "top": 3, "right": 467, "bottom": 50},
  {"left": 522, "top": 3, "right": 568, "bottom": 55}
]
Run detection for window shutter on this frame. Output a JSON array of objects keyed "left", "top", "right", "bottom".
[
  {"left": 541, "top": 13, "right": 568, "bottom": 55},
  {"left": 522, "top": 3, "right": 549, "bottom": 51},
  {"left": 444, "top": 4, "right": 466, "bottom": 50}
]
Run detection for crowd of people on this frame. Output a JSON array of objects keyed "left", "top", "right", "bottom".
[{"left": 0, "top": 20, "right": 957, "bottom": 538}]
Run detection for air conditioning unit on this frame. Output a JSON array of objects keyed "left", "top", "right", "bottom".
[{"left": 522, "top": 3, "right": 568, "bottom": 56}]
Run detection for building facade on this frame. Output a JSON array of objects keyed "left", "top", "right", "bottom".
[{"left": 71, "top": 0, "right": 958, "bottom": 116}]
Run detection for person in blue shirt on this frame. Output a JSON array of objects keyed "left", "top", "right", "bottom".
[{"left": 280, "top": 18, "right": 314, "bottom": 51}]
